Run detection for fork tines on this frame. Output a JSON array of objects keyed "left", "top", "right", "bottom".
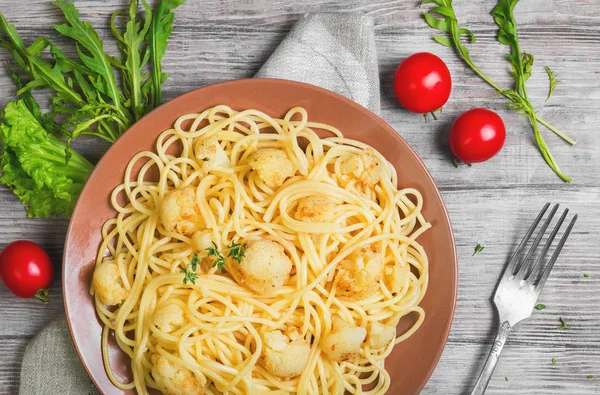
[{"left": 503, "top": 202, "right": 577, "bottom": 291}]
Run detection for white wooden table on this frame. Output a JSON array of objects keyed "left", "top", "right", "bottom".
[{"left": 0, "top": 1, "right": 599, "bottom": 394}]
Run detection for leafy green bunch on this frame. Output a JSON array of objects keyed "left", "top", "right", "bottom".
[
  {"left": 421, "top": 0, "right": 575, "bottom": 182},
  {"left": 0, "top": 0, "right": 185, "bottom": 217},
  {"left": 0, "top": 0, "right": 184, "bottom": 144}
]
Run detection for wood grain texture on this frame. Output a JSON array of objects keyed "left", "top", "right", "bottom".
[{"left": 0, "top": 0, "right": 599, "bottom": 394}]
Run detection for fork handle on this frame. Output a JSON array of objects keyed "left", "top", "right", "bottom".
[{"left": 470, "top": 321, "right": 512, "bottom": 395}]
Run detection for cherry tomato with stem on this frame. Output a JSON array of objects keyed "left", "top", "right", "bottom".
[
  {"left": 0, "top": 240, "right": 54, "bottom": 303},
  {"left": 449, "top": 108, "right": 506, "bottom": 163},
  {"left": 393, "top": 52, "right": 452, "bottom": 118}
]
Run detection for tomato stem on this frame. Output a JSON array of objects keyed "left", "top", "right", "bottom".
[
  {"left": 430, "top": 111, "right": 438, "bottom": 120},
  {"left": 34, "top": 289, "right": 50, "bottom": 304}
]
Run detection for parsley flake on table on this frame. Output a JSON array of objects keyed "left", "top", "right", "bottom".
[
  {"left": 584, "top": 274, "right": 589, "bottom": 278},
  {"left": 587, "top": 375, "right": 593, "bottom": 379},
  {"left": 551, "top": 358, "right": 556, "bottom": 365},
  {"left": 556, "top": 317, "right": 569, "bottom": 330},
  {"left": 535, "top": 304, "right": 546, "bottom": 310},
  {"left": 473, "top": 244, "right": 484, "bottom": 256}
]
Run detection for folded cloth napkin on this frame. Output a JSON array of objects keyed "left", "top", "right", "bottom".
[{"left": 19, "top": 13, "right": 379, "bottom": 395}]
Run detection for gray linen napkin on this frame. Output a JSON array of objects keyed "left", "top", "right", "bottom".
[{"left": 19, "top": 13, "right": 379, "bottom": 395}]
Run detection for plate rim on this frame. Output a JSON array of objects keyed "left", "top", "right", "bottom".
[{"left": 63, "top": 77, "right": 457, "bottom": 394}]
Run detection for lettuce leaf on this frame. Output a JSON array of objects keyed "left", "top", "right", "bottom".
[{"left": 0, "top": 99, "right": 93, "bottom": 217}]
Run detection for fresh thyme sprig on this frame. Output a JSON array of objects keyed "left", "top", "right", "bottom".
[
  {"left": 420, "top": 0, "right": 576, "bottom": 182},
  {"left": 181, "top": 252, "right": 199, "bottom": 284},
  {"left": 181, "top": 240, "right": 247, "bottom": 284}
]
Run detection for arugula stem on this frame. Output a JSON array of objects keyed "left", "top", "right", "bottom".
[
  {"left": 527, "top": 109, "right": 571, "bottom": 182},
  {"left": 534, "top": 116, "right": 577, "bottom": 145}
]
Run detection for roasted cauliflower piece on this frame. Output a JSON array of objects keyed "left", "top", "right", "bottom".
[
  {"left": 295, "top": 195, "right": 336, "bottom": 222},
  {"left": 196, "top": 137, "right": 230, "bottom": 170},
  {"left": 262, "top": 328, "right": 310, "bottom": 378},
  {"left": 321, "top": 317, "right": 366, "bottom": 362},
  {"left": 92, "top": 259, "right": 128, "bottom": 306},
  {"left": 383, "top": 261, "right": 410, "bottom": 293},
  {"left": 336, "top": 243, "right": 384, "bottom": 298},
  {"left": 153, "top": 303, "right": 185, "bottom": 333},
  {"left": 151, "top": 355, "right": 203, "bottom": 395},
  {"left": 191, "top": 230, "right": 212, "bottom": 252},
  {"left": 237, "top": 240, "right": 292, "bottom": 296},
  {"left": 159, "top": 186, "right": 203, "bottom": 236},
  {"left": 340, "top": 148, "right": 381, "bottom": 187},
  {"left": 247, "top": 148, "right": 295, "bottom": 188},
  {"left": 367, "top": 322, "right": 396, "bottom": 350}
]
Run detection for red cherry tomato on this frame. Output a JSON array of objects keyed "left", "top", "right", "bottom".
[
  {"left": 0, "top": 240, "right": 54, "bottom": 303},
  {"left": 449, "top": 108, "right": 506, "bottom": 163},
  {"left": 393, "top": 52, "right": 452, "bottom": 114}
]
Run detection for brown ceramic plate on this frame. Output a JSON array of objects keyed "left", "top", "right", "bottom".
[{"left": 63, "top": 78, "right": 457, "bottom": 395}]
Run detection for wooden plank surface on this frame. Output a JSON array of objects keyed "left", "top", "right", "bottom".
[{"left": 0, "top": 0, "right": 599, "bottom": 394}]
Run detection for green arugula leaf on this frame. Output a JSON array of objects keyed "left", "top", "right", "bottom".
[
  {"left": 146, "top": 0, "right": 186, "bottom": 108},
  {"left": 53, "top": 0, "right": 130, "bottom": 128},
  {"left": 0, "top": 13, "right": 83, "bottom": 105},
  {"left": 111, "top": 0, "right": 153, "bottom": 121},
  {"left": 545, "top": 66, "right": 560, "bottom": 102}
]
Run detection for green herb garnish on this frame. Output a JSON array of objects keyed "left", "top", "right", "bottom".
[
  {"left": 505, "top": 377, "right": 508, "bottom": 381},
  {"left": 421, "top": 0, "right": 576, "bottom": 182},
  {"left": 545, "top": 66, "right": 560, "bottom": 102},
  {"left": 587, "top": 375, "right": 593, "bottom": 379},
  {"left": 206, "top": 241, "right": 226, "bottom": 271},
  {"left": 205, "top": 240, "right": 248, "bottom": 273},
  {"left": 180, "top": 252, "right": 199, "bottom": 285},
  {"left": 584, "top": 274, "right": 589, "bottom": 278},
  {"left": 535, "top": 304, "right": 546, "bottom": 310},
  {"left": 227, "top": 241, "right": 248, "bottom": 263},
  {"left": 551, "top": 358, "right": 556, "bottom": 365},
  {"left": 556, "top": 317, "right": 569, "bottom": 330},
  {"left": 473, "top": 244, "right": 485, "bottom": 256}
]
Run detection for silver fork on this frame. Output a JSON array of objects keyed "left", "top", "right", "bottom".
[{"left": 470, "top": 203, "right": 578, "bottom": 395}]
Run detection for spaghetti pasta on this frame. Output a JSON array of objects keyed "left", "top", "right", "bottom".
[{"left": 91, "top": 105, "right": 429, "bottom": 395}]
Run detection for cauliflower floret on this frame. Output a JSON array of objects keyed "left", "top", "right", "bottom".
[
  {"left": 262, "top": 328, "right": 310, "bottom": 378},
  {"left": 196, "top": 137, "right": 230, "bottom": 170},
  {"left": 247, "top": 148, "right": 295, "bottom": 188},
  {"left": 153, "top": 304, "right": 185, "bottom": 333},
  {"left": 159, "top": 186, "right": 203, "bottom": 236},
  {"left": 321, "top": 317, "right": 366, "bottom": 362},
  {"left": 237, "top": 240, "right": 292, "bottom": 296},
  {"left": 367, "top": 322, "right": 396, "bottom": 350},
  {"left": 295, "top": 195, "right": 336, "bottom": 222},
  {"left": 340, "top": 148, "right": 381, "bottom": 187},
  {"left": 336, "top": 243, "right": 384, "bottom": 298},
  {"left": 384, "top": 261, "right": 410, "bottom": 293},
  {"left": 191, "top": 230, "right": 212, "bottom": 252},
  {"left": 92, "top": 259, "right": 128, "bottom": 306},
  {"left": 151, "top": 355, "right": 203, "bottom": 395}
]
